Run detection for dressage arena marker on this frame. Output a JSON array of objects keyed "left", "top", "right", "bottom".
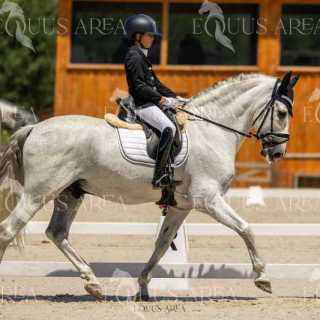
[{"left": 246, "top": 186, "right": 265, "bottom": 207}]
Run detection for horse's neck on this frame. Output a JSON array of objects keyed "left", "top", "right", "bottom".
[{"left": 187, "top": 77, "right": 274, "bottom": 154}]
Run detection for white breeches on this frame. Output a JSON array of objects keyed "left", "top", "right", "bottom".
[{"left": 134, "top": 105, "right": 176, "bottom": 136}]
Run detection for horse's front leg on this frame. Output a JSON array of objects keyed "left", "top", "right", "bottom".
[
  {"left": 203, "top": 192, "right": 272, "bottom": 294},
  {"left": 135, "top": 205, "right": 191, "bottom": 301}
]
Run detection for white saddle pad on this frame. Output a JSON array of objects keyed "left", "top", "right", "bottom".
[{"left": 116, "top": 128, "right": 189, "bottom": 168}]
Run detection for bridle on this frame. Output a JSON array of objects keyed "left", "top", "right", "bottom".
[
  {"left": 176, "top": 78, "right": 293, "bottom": 154},
  {"left": 250, "top": 78, "right": 292, "bottom": 154}
]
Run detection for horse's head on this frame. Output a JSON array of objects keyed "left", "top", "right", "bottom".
[
  {"left": 14, "top": 108, "right": 39, "bottom": 130},
  {"left": 0, "top": 100, "right": 39, "bottom": 131},
  {"left": 251, "top": 72, "right": 300, "bottom": 162},
  {"left": 199, "top": 0, "right": 222, "bottom": 15}
]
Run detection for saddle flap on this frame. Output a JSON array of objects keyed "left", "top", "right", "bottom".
[{"left": 116, "top": 128, "right": 189, "bottom": 168}]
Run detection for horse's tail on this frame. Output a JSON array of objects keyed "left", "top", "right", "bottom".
[
  {"left": 0, "top": 124, "right": 35, "bottom": 252},
  {"left": 0, "top": 124, "right": 34, "bottom": 184}
]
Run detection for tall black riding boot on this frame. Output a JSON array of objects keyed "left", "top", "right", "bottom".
[{"left": 152, "top": 127, "right": 174, "bottom": 189}]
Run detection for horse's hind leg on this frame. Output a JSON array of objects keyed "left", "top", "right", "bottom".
[
  {"left": 135, "top": 205, "right": 191, "bottom": 301},
  {"left": 0, "top": 193, "right": 43, "bottom": 262},
  {"left": 45, "top": 188, "right": 104, "bottom": 300}
]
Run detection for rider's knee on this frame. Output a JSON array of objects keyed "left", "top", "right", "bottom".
[{"left": 164, "top": 124, "right": 176, "bottom": 139}]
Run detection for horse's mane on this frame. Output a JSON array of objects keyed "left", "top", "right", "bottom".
[{"left": 188, "top": 73, "right": 275, "bottom": 112}]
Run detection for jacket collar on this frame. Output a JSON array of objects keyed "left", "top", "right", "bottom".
[{"left": 129, "top": 44, "right": 152, "bottom": 66}]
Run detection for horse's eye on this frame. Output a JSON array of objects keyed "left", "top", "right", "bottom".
[{"left": 278, "top": 110, "right": 287, "bottom": 119}]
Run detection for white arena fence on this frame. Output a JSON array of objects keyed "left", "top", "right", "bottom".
[{"left": 1, "top": 187, "right": 320, "bottom": 281}]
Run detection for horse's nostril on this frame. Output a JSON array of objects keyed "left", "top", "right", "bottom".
[{"left": 274, "top": 152, "right": 282, "bottom": 159}]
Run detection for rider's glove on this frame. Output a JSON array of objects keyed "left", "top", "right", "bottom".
[
  {"left": 160, "top": 97, "right": 179, "bottom": 110},
  {"left": 176, "top": 96, "right": 191, "bottom": 103}
]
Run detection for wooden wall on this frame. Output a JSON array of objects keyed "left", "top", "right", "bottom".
[{"left": 54, "top": 0, "right": 320, "bottom": 187}]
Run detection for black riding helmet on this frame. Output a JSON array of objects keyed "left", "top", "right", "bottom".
[{"left": 124, "top": 14, "right": 161, "bottom": 47}]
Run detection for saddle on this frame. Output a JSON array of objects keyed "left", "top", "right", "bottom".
[{"left": 104, "top": 96, "right": 189, "bottom": 167}]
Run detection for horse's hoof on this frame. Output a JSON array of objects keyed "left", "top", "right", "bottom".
[
  {"left": 84, "top": 282, "right": 105, "bottom": 300},
  {"left": 133, "top": 291, "right": 150, "bottom": 302},
  {"left": 255, "top": 277, "right": 272, "bottom": 294}
]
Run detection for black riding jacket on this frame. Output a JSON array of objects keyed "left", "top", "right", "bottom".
[{"left": 124, "top": 44, "right": 176, "bottom": 109}]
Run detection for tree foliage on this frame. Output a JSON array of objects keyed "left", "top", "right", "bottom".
[{"left": 0, "top": 0, "right": 58, "bottom": 113}]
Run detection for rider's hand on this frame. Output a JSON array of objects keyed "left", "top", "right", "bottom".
[
  {"left": 177, "top": 96, "right": 191, "bottom": 103},
  {"left": 160, "top": 97, "right": 179, "bottom": 110}
]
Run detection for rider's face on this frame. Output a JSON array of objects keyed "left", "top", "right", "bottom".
[{"left": 140, "top": 33, "right": 155, "bottom": 48}]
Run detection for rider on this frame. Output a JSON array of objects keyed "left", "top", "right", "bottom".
[{"left": 124, "top": 14, "right": 181, "bottom": 189}]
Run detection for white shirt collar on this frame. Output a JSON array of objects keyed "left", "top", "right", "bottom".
[{"left": 138, "top": 46, "right": 148, "bottom": 57}]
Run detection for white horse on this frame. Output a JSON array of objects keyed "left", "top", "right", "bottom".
[
  {"left": 0, "top": 99, "right": 39, "bottom": 251},
  {"left": 0, "top": 99, "right": 38, "bottom": 132},
  {"left": 0, "top": 72, "right": 299, "bottom": 300}
]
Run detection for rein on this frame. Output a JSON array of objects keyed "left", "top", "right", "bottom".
[
  {"left": 176, "top": 106, "right": 255, "bottom": 139},
  {"left": 175, "top": 78, "right": 291, "bottom": 148}
]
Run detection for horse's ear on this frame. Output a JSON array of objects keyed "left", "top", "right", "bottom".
[
  {"left": 281, "top": 71, "right": 292, "bottom": 86},
  {"left": 278, "top": 71, "right": 292, "bottom": 94},
  {"left": 289, "top": 74, "right": 300, "bottom": 88}
]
